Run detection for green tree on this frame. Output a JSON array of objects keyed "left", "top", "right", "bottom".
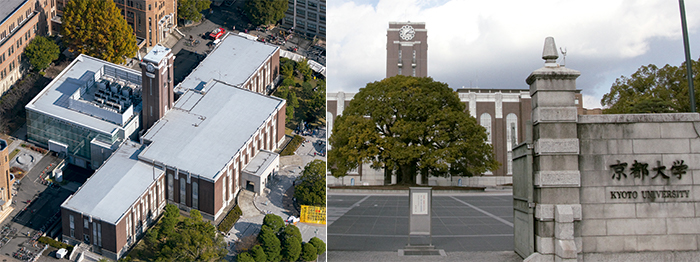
[
  {"left": 24, "top": 36, "right": 60, "bottom": 71},
  {"left": 258, "top": 225, "right": 282, "bottom": 261},
  {"left": 294, "top": 160, "right": 326, "bottom": 206},
  {"left": 295, "top": 81, "right": 325, "bottom": 124},
  {"left": 178, "top": 0, "right": 211, "bottom": 22},
  {"left": 280, "top": 58, "right": 295, "bottom": 80},
  {"left": 169, "top": 210, "right": 227, "bottom": 261},
  {"left": 309, "top": 237, "right": 325, "bottom": 257},
  {"left": 281, "top": 237, "right": 301, "bottom": 262},
  {"left": 279, "top": 224, "right": 302, "bottom": 243},
  {"left": 251, "top": 245, "right": 267, "bottom": 262},
  {"left": 296, "top": 59, "right": 312, "bottom": 82},
  {"left": 274, "top": 86, "right": 299, "bottom": 122},
  {"left": 237, "top": 252, "right": 255, "bottom": 262},
  {"left": 61, "top": 0, "right": 137, "bottom": 64},
  {"left": 601, "top": 58, "right": 700, "bottom": 113},
  {"left": 300, "top": 242, "right": 317, "bottom": 262},
  {"left": 159, "top": 204, "right": 180, "bottom": 237},
  {"left": 262, "top": 214, "right": 286, "bottom": 235},
  {"left": 329, "top": 75, "right": 499, "bottom": 185},
  {"left": 244, "top": 0, "right": 287, "bottom": 26}
]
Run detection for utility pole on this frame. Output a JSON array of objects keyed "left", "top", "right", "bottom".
[{"left": 679, "top": 0, "right": 696, "bottom": 112}]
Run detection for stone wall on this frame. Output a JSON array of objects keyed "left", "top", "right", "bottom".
[{"left": 577, "top": 113, "right": 700, "bottom": 255}]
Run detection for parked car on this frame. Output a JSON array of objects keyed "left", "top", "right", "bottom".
[{"left": 209, "top": 28, "right": 225, "bottom": 39}]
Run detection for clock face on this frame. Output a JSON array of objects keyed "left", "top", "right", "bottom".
[
  {"left": 399, "top": 25, "right": 415, "bottom": 41},
  {"left": 147, "top": 63, "right": 155, "bottom": 73}
]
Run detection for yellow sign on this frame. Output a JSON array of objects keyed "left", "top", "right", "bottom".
[{"left": 300, "top": 205, "right": 326, "bottom": 225}]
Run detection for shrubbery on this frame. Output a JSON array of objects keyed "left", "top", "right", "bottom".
[
  {"left": 238, "top": 214, "right": 326, "bottom": 262},
  {"left": 217, "top": 205, "right": 242, "bottom": 232},
  {"left": 280, "top": 135, "right": 303, "bottom": 156},
  {"left": 39, "top": 236, "right": 73, "bottom": 256}
]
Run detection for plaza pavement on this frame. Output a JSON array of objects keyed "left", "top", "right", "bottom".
[
  {"left": 224, "top": 128, "right": 327, "bottom": 261},
  {"left": 327, "top": 191, "right": 521, "bottom": 261}
]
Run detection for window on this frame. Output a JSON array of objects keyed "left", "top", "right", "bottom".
[
  {"left": 412, "top": 67, "right": 415, "bottom": 77},
  {"left": 412, "top": 50, "right": 416, "bottom": 63},
  {"left": 506, "top": 114, "right": 518, "bottom": 175},
  {"left": 126, "top": 213, "right": 131, "bottom": 237},
  {"left": 148, "top": 4, "right": 151, "bottom": 10},
  {"left": 179, "top": 177, "right": 185, "bottom": 205},
  {"left": 92, "top": 222, "right": 97, "bottom": 246},
  {"left": 192, "top": 181, "right": 198, "bottom": 209},
  {"left": 97, "top": 223, "right": 101, "bottom": 247},
  {"left": 480, "top": 113, "right": 492, "bottom": 143},
  {"left": 160, "top": 178, "right": 165, "bottom": 205},
  {"left": 84, "top": 218, "right": 89, "bottom": 229},
  {"left": 167, "top": 174, "right": 173, "bottom": 201},
  {"left": 69, "top": 215, "right": 75, "bottom": 238}
]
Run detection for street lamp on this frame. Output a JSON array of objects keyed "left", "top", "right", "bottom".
[{"left": 679, "top": 0, "right": 696, "bottom": 112}]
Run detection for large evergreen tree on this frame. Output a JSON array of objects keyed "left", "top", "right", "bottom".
[
  {"left": 178, "top": 0, "right": 211, "bottom": 22},
  {"left": 244, "top": 0, "right": 287, "bottom": 26},
  {"left": 329, "top": 75, "right": 499, "bottom": 185},
  {"left": 24, "top": 36, "right": 59, "bottom": 71},
  {"left": 601, "top": 58, "right": 700, "bottom": 113},
  {"left": 294, "top": 160, "right": 326, "bottom": 206},
  {"left": 61, "top": 0, "right": 137, "bottom": 64}
]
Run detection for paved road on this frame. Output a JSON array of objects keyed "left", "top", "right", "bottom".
[{"left": 327, "top": 193, "right": 514, "bottom": 252}]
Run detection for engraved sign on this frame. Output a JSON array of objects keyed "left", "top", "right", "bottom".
[{"left": 412, "top": 192, "right": 428, "bottom": 215}]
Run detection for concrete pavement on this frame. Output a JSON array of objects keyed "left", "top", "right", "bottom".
[{"left": 224, "top": 128, "right": 327, "bottom": 261}]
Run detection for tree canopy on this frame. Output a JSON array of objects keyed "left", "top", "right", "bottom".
[
  {"left": 257, "top": 225, "right": 281, "bottom": 261},
  {"left": 329, "top": 75, "right": 499, "bottom": 185},
  {"left": 294, "top": 160, "right": 326, "bottom": 206},
  {"left": 61, "top": 0, "right": 137, "bottom": 64},
  {"left": 24, "top": 36, "right": 59, "bottom": 71},
  {"left": 178, "top": 0, "right": 211, "bottom": 22},
  {"left": 244, "top": 0, "right": 287, "bottom": 26},
  {"left": 601, "top": 58, "right": 700, "bottom": 113},
  {"left": 139, "top": 205, "right": 226, "bottom": 261},
  {"left": 309, "top": 237, "right": 325, "bottom": 256}
]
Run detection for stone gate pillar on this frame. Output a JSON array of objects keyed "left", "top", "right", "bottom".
[{"left": 525, "top": 37, "right": 582, "bottom": 262}]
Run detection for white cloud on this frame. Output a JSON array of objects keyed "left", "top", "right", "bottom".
[{"left": 328, "top": 0, "right": 700, "bottom": 109}]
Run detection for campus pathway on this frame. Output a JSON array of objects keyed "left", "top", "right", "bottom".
[{"left": 223, "top": 129, "right": 327, "bottom": 261}]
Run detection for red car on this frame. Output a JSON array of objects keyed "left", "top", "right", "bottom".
[{"left": 209, "top": 28, "right": 225, "bottom": 40}]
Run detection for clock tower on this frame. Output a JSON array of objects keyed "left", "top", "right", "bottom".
[
  {"left": 140, "top": 45, "right": 175, "bottom": 132},
  {"left": 387, "top": 22, "right": 427, "bottom": 78}
]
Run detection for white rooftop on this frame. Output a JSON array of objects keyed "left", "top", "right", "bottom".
[
  {"left": 26, "top": 54, "right": 142, "bottom": 135},
  {"left": 175, "top": 33, "right": 279, "bottom": 94},
  {"left": 243, "top": 150, "right": 278, "bottom": 177},
  {"left": 143, "top": 45, "right": 171, "bottom": 64},
  {"left": 140, "top": 80, "right": 285, "bottom": 180},
  {"left": 62, "top": 141, "right": 162, "bottom": 224}
]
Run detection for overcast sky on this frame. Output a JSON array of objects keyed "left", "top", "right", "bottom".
[{"left": 326, "top": 0, "right": 700, "bottom": 109}]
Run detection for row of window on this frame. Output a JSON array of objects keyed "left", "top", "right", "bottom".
[
  {"left": 290, "top": 0, "right": 325, "bottom": 11},
  {"left": 479, "top": 113, "right": 519, "bottom": 174}
]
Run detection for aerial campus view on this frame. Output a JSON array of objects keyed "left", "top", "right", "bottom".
[
  {"left": 2, "top": 0, "right": 700, "bottom": 262},
  {"left": 0, "top": 0, "right": 326, "bottom": 261}
]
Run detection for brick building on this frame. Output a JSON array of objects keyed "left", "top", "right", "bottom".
[
  {"left": 52, "top": 35, "right": 286, "bottom": 260},
  {"left": 0, "top": 0, "right": 57, "bottom": 94},
  {"left": 54, "top": 0, "right": 176, "bottom": 48},
  {"left": 327, "top": 22, "right": 589, "bottom": 186}
]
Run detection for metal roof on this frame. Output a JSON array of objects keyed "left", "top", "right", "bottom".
[
  {"left": 25, "top": 54, "right": 142, "bottom": 135},
  {"left": 61, "top": 141, "right": 162, "bottom": 224},
  {"left": 140, "top": 80, "right": 285, "bottom": 180},
  {"left": 174, "top": 33, "right": 279, "bottom": 94}
]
